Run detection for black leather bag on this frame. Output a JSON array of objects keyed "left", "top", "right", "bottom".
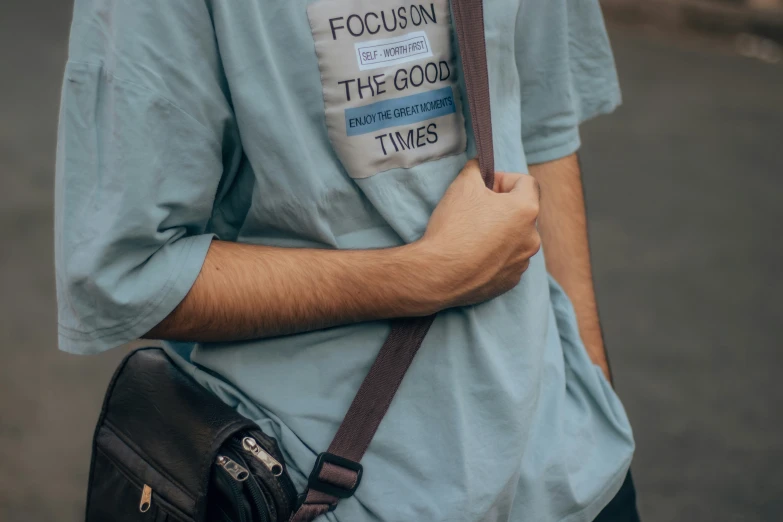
[{"left": 85, "top": 347, "right": 298, "bottom": 522}]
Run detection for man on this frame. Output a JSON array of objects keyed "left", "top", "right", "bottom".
[{"left": 56, "top": 0, "right": 637, "bottom": 520}]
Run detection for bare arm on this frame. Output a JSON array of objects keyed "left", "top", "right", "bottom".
[
  {"left": 529, "top": 154, "right": 612, "bottom": 382},
  {"left": 146, "top": 160, "right": 541, "bottom": 343},
  {"left": 146, "top": 240, "right": 442, "bottom": 341}
]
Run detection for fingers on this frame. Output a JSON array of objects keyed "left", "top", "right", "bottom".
[
  {"left": 508, "top": 174, "right": 540, "bottom": 202},
  {"left": 495, "top": 172, "right": 539, "bottom": 204},
  {"left": 504, "top": 174, "right": 540, "bottom": 225},
  {"left": 460, "top": 161, "right": 540, "bottom": 204},
  {"left": 493, "top": 172, "right": 522, "bottom": 194}
]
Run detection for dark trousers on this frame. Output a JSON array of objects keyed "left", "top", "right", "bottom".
[{"left": 593, "top": 472, "right": 641, "bottom": 522}]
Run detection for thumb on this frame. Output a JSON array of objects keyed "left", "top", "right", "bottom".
[
  {"left": 457, "top": 158, "right": 486, "bottom": 187},
  {"left": 459, "top": 158, "right": 481, "bottom": 177}
]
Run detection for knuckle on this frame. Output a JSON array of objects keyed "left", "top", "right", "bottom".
[
  {"left": 510, "top": 182, "right": 540, "bottom": 218},
  {"left": 528, "top": 198, "right": 540, "bottom": 217},
  {"left": 515, "top": 202, "right": 538, "bottom": 223},
  {"left": 510, "top": 197, "right": 532, "bottom": 216},
  {"left": 530, "top": 234, "right": 542, "bottom": 255},
  {"left": 503, "top": 271, "right": 522, "bottom": 292}
]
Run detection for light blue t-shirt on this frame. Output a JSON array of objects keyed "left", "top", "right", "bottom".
[{"left": 55, "top": 0, "right": 635, "bottom": 520}]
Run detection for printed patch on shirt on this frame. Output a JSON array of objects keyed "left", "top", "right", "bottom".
[{"left": 307, "top": 0, "right": 467, "bottom": 179}]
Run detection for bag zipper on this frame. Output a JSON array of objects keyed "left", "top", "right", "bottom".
[
  {"left": 242, "top": 437, "right": 283, "bottom": 476},
  {"left": 218, "top": 450, "right": 273, "bottom": 522},
  {"left": 139, "top": 484, "right": 152, "bottom": 513},
  {"left": 242, "top": 431, "right": 299, "bottom": 510},
  {"left": 216, "top": 456, "right": 250, "bottom": 522},
  {"left": 216, "top": 455, "right": 250, "bottom": 482}
]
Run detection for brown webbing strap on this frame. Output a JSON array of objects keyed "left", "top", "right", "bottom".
[
  {"left": 290, "top": 0, "right": 493, "bottom": 519},
  {"left": 452, "top": 0, "right": 494, "bottom": 188}
]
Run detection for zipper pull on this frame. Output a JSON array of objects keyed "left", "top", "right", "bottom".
[
  {"left": 242, "top": 437, "right": 284, "bottom": 477},
  {"left": 216, "top": 455, "right": 250, "bottom": 481},
  {"left": 139, "top": 484, "right": 152, "bottom": 513}
]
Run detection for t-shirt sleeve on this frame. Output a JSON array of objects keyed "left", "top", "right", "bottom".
[
  {"left": 55, "top": 0, "right": 241, "bottom": 354},
  {"left": 514, "top": 0, "right": 621, "bottom": 165}
]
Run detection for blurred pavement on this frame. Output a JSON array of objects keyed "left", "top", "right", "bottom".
[{"left": 1, "top": 1, "right": 782, "bottom": 521}]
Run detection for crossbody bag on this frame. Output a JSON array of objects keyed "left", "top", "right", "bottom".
[{"left": 84, "top": 0, "right": 494, "bottom": 519}]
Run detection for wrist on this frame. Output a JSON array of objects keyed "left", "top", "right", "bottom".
[{"left": 389, "top": 239, "right": 452, "bottom": 316}]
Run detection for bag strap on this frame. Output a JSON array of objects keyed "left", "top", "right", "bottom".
[
  {"left": 290, "top": 0, "right": 493, "bottom": 519},
  {"left": 452, "top": 0, "right": 495, "bottom": 187}
]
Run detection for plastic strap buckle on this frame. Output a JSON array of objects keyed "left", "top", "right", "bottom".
[{"left": 306, "top": 452, "right": 363, "bottom": 501}]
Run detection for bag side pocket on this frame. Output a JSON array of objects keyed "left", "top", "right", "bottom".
[
  {"left": 87, "top": 446, "right": 185, "bottom": 522},
  {"left": 86, "top": 425, "right": 193, "bottom": 522}
]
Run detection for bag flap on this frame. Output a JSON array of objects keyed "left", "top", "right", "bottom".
[{"left": 89, "top": 347, "right": 257, "bottom": 520}]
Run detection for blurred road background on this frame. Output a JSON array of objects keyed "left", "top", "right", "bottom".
[{"left": 1, "top": 0, "right": 782, "bottom": 521}]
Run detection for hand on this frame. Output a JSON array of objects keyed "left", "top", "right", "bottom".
[{"left": 419, "top": 159, "right": 541, "bottom": 309}]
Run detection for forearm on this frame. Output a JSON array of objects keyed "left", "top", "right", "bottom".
[
  {"left": 529, "top": 153, "right": 611, "bottom": 381},
  {"left": 145, "top": 239, "right": 442, "bottom": 342},
  {"left": 144, "top": 159, "right": 544, "bottom": 345}
]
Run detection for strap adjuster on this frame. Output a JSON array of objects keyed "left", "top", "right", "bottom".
[{"left": 306, "top": 452, "right": 363, "bottom": 499}]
